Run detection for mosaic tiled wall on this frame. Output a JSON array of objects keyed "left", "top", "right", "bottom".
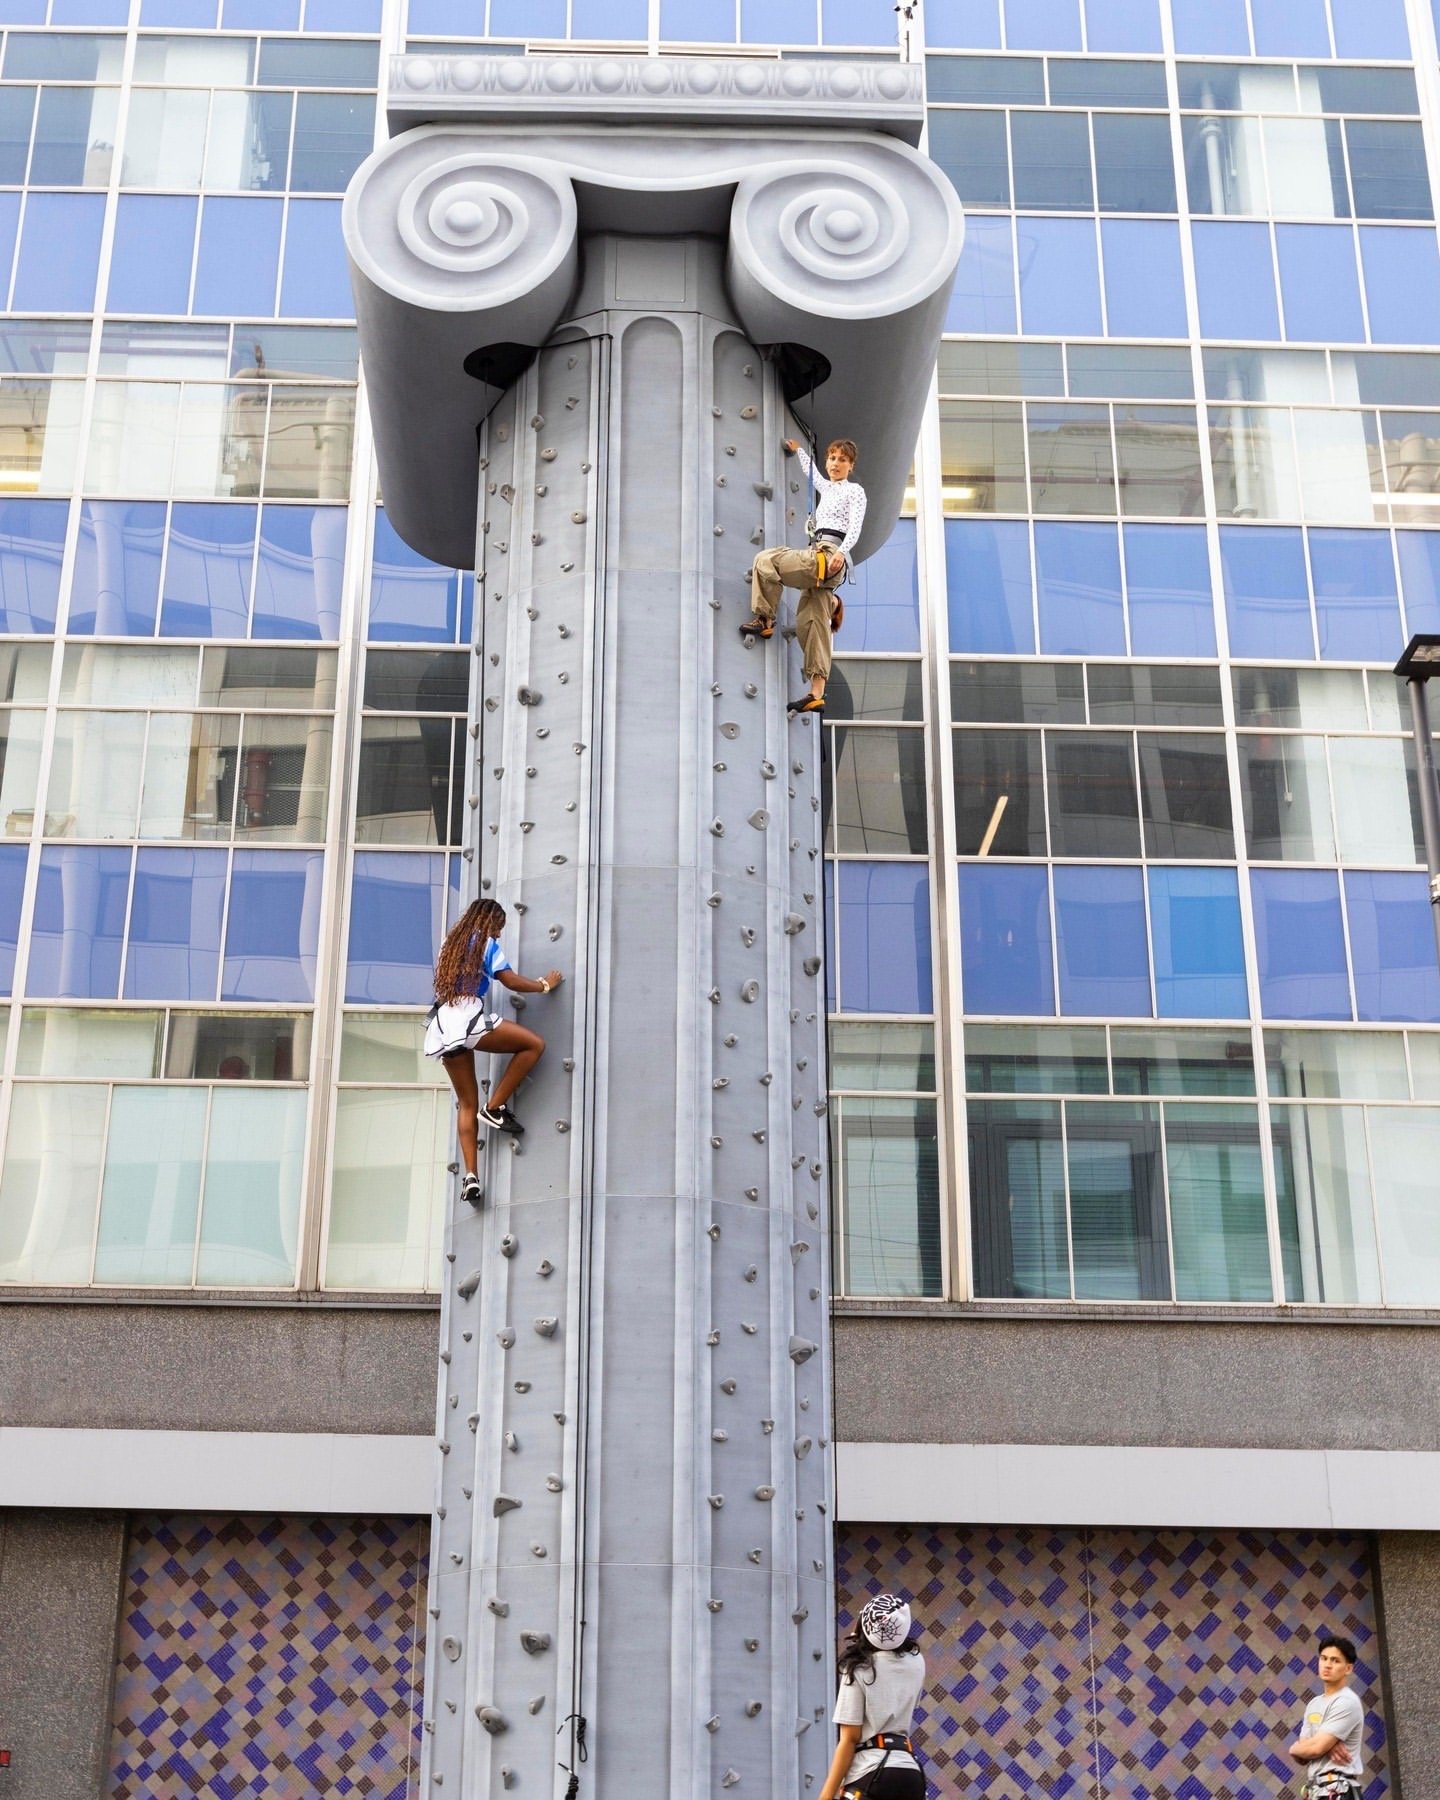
[
  {"left": 106, "top": 1516, "right": 426, "bottom": 1800},
  {"left": 836, "top": 1524, "right": 1391, "bottom": 1800}
]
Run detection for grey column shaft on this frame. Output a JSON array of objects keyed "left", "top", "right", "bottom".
[{"left": 421, "top": 234, "right": 834, "bottom": 1799}]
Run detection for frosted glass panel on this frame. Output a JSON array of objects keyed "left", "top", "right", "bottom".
[
  {"left": 1272, "top": 1104, "right": 1381, "bottom": 1305},
  {"left": 194, "top": 1085, "right": 303, "bottom": 1284},
  {"left": 0, "top": 1081, "right": 106, "bottom": 1283},
  {"left": 92, "top": 1085, "right": 205, "bottom": 1283},
  {"left": 1166, "top": 1105, "right": 1271, "bottom": 1300},
  {"left": 325, "top": 1087, "right": 446, "bottom": 1290},
  {"left": 1369, "top": 1108, "right": 1440, "bottom": 1304},
  {"left": 836, "top": 1096, "right": 941, "bottom": 1297}
]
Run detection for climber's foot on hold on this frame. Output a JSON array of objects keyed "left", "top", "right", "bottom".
[
  {"left": 788, "top": 692, "right": 825, "bottom": 715},
  {"left": 739, "top": 617, "right": 773, "bottom": 640},
  {"left": 480, "top": 1102, "right": 524, "bottom": 1136},
  {"left": 460, "top": 1172, "right": 483, "bottom": 1208}
]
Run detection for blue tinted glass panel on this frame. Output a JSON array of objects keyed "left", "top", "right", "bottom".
[
  {"left": 947, "top": 214, "right": 1016, "bottom": 334},
  {"left": 223, "top": 0, "right": 299, "bottom": 20},
  {"left": 1083, "top": 0, "right": 1160, "bottom": 50},
  {"left": 1054, "top": 865, "right": 1150, "bottom": 1017},
  {"left": 278, "top": 198, "right": 352, "bottom": 320},
  {"left": 1101, "top": 220, "right": 1186, "bottom": 340},
  {"left": 1251, "top": 869, "right": 1351, "bottom": 1021},
  {"left": 29, "top": 845, "right": 130, "bottom": 998},
  {"left": 108, "top": 197, "right": 197, "bottom": 316},
  {"left": 1017, "top": 217, "right": 1102, "bottom": 337},
  {"left": 820, "top": 0, "right": 889, "bottom": 40},
  {"left": 1220, "top": 526, "right": 1313, "bottom": 660},
  {"left": 924, "top": 0, "right": 1000, "bottom": 45},
  {"left": 1308, "top": 527, "right": 1400, "bottom": 661},
  {"left": 573, "top": 0, "right": 647, "bottom": 32},
  {"left": 0, "top": 500, "right": 66, "bottom": 633},
  {"left": 51, "top": 0, "right": 127, "bottom": 18},
  {"left": 491, "top": 0, "right": 564, "bottom": 28},
  {"left": 1192, "top": 222, "right": 1280, "bottom": 341},
  {"left": 836, "top": 862, "right": 932, "bottom": 1013},
  {"left": 159, "top": 504, "right": 255, "bottom": 638},
  {"left": 253, "top": 504, "right": 343, "bottom": 639},
  {"left": 1251, "top": 0, "right": 1328, "bottom": 54},
  {"left": 404, "top": 0, "right": 468, "bottom": 24},
  {"left": 1331, "top": 0, "right": 1407, "bottom": 57},
  {"left": 124, "top": 848, "right": 226, "bottom": 1001},
  {"left": 1148, "top": 867, "right": 1247, "bottom": 1018},
  {"left": 945, "top": 517, "right": 1034, "bottom": 654},
  {"left": 1170, "top": 0, "right": 1247, "bottom": 51},
  {"left": 1035, "top": 521, "right": 1124, "bottom": 655},
  {"left": 844, "top": 518, "right": 919, "bottom": 651},
  {"left": 347, "top": 849, "right": 444, "bottom": 1004},
  {"left": 1360, "top": 229, "right": 1440, "bottom": 347},
  {"left": 193, "top": 197, "right": 282, "bottom": 319},
  {"left": 369, "top": 506, "right": 461, "bottom": 643},
  {"left": 1123, "top": 524, "right": 1215, "bottom": 657},
  {"left": 305, "top": 0, "right": 380, "bottom": 25},
  {"left": 13, "top": 192, "right": 104, "bottom": 312},
  {"left": 0, "top": 1, "right": 46, "bottom": 18},
  {"left": 1276, "top": 226, "right": 1362, "bottom": 345},
  {"left": 958, "top": 864, "right": 1054, "bottom": 1015},
  {"left": 141, "top": 0, "right": 217, "bottom": 24},
  {"left": 222, "top": 849, "right": 321, "bottom": 1001},
  {"left": 0, "top": 193, "right": 20, "bottom": 301},
  {"left": 1004, "top": 0, "right": 1079, "bottom": 48},
  {"left": 660, "top": 0, "right": 734, "bottom": 36},
  {"left": 0, "top": 843, "right": 24, "bottom": 992},
  {"left": 1396, "top": 531, "right": 1440, "bottom": 636},
  {"left": 742, "top": 0, "right": 816, "bottom": 34},
  {"left": 1346, "top": 871, "right": 1440, "bottom": 1023},
  {"left": 69, "top": 503, "right": 165, "bottom": 636}
]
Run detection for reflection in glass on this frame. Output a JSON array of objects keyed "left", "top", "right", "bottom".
[
  {"left": 969, "top": 1097, "right": 1068, "bottom": 1297},
  {"left": 1204, "top": 347, "right": 1330, "bottom": 405},
  {"left": 1182, "top": 113, "right": 1264, "bottom": 215},
  {"left": 1026, "top": 403, "right": 1115, "bottom": 516},
  {"left": 829, "top": 1020, "right": 936, "bottom": 1092},
  {"left": 928, "top": 108, "right": 1009, "bottom": 209},
  {"left": 951, "top": 661, "right": 1084, "bottom": 724},
  {"left": 1263, "top": 1027, "right": 1409, "bottom": 1099},
  {"left": 835, "top": 1096, "right": 941, "bottom": 1296},
  {"left": 1093, "top": 113, "right": 1176, "bottom": 213},
  {"left": 1368, "top": 1107, "right": 1440, "bottom": 1303},
  {"left": 1088, "top": 664, "right": 1224, "bottom": 726},
  {"left": 1067, "top": 1100, "right": 1167, "bottom": 1298},
  {"left": 1046, "top": 730, "right": 1141, "bottom": 857},
  {"left": 1067, "top": 345, "right": 1194, "bottom": 401},
  {"left": 1272, "top": 1104, "right": 1380, "bottom": 1303},
  {"left": 356, "top": 715, "right": 460, "bottom": 846},
  {"left": 1210, "top": 408, "right": 1301, "bottom": 519},
  {"left": 1237, "top": 733, "right": 1334, "bottom": 861},
  {"left": 17, "top": 1009, "right": 162, "bottom": 1077},
  {"left": 29, "top": 84, "right": 119, "bottom": 186},
  {"left": 1111, "top": 1028, "right": 1255, "bottom": 1095},
  {"left": 194, "top": 1086, "right": 304, "bottom": 1285},
  {"left": 1330, "top": 737, "right": 1421, "bottom": 866},
  {"left": 93, "top": 1086, "right": 205, "bottom": 1284},
  {"left": 1011, "top": 111, "right": 1092, "bottom": 211},
  {"left": 262, "top": 385, "right": 354, "bottom": 499},
  {"left": 288, "top": 92, "right": 374, "bottom": 193},
  {"left": 340, "top": 1012, "right": 448, "bottom": 1085},
  {"left": 1293, "top": 410, "right": 1376, "bottom": 524},
  {"left": 363, "top": 648, "right": 468, "bottom": 714},
  {"left": 1232, "top": 666, "right": 1366, "bottom": 729},
  {"left": 47, "top": 712, "right": 145, "bottom": 837},
  {"left": 0, "top": 1082, "right": 107, "bottom": 1284},
  {"left": 203, "top": 88, "right": 292, "bottom": 190},
  {"left": 1375, "top": 412, "right": 1440, "bottom": 526},
  {"left": 1262, "top": 116, "right": 1347, "bottom": 219},
  {"left": 326, "top": 1087, "right": 446, "bottom": 1291},
  {"left": 138, "top": 712, "right": 233, "bottom": 839},
  {"left": 164, "top": 1011, "right": 308, "bottom": 1079},
  {"left": 201, "top": 646, "right": 335, "bottom": 709},
  {"left": 940, "top": 400, "right": 1028, "bottom": 513},
  {"left": 0, "top": 379, "right": 84, "bottom": 496},
  {"left": 1166, "top": 1102, "right": 1271, "bottom": 1300},
  {"left": 122, "top": 87, "right": 208, "bottom": 188},
  {"left": 937, "top": 340, "right": 1062, "bottom": 398},
  {"left": 1114, "top": 406, "right": 1204, "bottom": 517},
  {"left": 965, "top": 1024, "right": 1107, "bottom": 1094},
  {"left": 0, "top": 708, "right": 43, "bottom": 837},
  {"left": 826, "top": 660, "right": 924, "bottom": 722},
  {"left": 1137, "top": 732, "right": 1235, "bottom": 858},
  {"left": 828, "top": 726, "right": 928, "bottom": 855},
  {"left": 1176, "top": 62, "right": 1297, "bottom": 111},
  {"left": 952, "top": 727, "right": 1047, "bottom": 857},
  {"left": 1345, "top": 120, "right": 1431, "bottom": 221}
]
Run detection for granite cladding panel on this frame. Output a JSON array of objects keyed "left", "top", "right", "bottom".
[
  {"left": 836, "top": 1523, "right": 1391, "bottom": 1800},
  {"left": 105, "top": 1515, "right": 426, "bottom": 1800}
]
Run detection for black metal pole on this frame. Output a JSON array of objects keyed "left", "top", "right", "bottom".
[{"left": 1407, "top": 674, "right": 1440, "bottom": 970}]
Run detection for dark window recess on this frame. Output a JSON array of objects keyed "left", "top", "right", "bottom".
[
  {"left": 356, "top": 726, "right": 462, "bottom": 845},
  {"left": 363, "top": 649, "right": 470, "bottom": 713},
  {"left": 1046, "top": 730, "right": 1142, "bottom": 856},
  {"left": 952, "top": 659, "right": 1086, "bottom": 724},
  {"left": 1087, "top": 663, "right": 1224, "bottom": 725},
  {"left": 952, "top": 727, "right": 1048, "bottom": 856},
  {"left": 924, "top": 53, "right": 1045, "bottom": 104},
  {"left": 1047, "top": 57, "right": 1168, "bottom": 108},
  {"left": 1137, "top": 732, "right": 1236, "bottom": 859},
  {"left": 1011, "top": 110, "right": 1094, "bottom": 211}
]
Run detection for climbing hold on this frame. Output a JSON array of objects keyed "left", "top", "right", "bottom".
[
  {"left": 531, "top": 1543, "right": 548, "bottom": 1558},
  {"left": 719, "top": 722, "right": 739, "bottom": 739},
  {"left": 803, "top": 957, "right": 822, "bottom": 976},
  {"left": 707, "top": 891, "right": 722, "bottom": 907},
  {"left": 477, "top": 1707, "right": 509, "bottom": 1735},
  {"left": 713, "top": 1077, "right": 730, "bottom": 1091},
  {"left": 744, "top": 683, "right": 758, "bottom": 699},
  {"left": 744, "top": 1187, "right": 759, "bottom": 1200},
  {"left": 497, "top": 1328, "right": 516, "bottom": 1348},
  {"left": 720, "top": 1379, "right": 737, "bottom": 1394},
  {"left": 761, "top": 1419, "right": 775, "bottom": 1434},
  {"left": 784, "top": 914, "right": 806, "bottom": 935},
  {"left": 534, "top": 1316, "right": 558, "bottom": 1337},
  {"left": 709, "top": 819, "right": 725, "bottom": 837},
  {"left": 517, "top": 687, "right": 540, "bottom": 707},
  {"left": 712, "top": 1427, "right": 727, "bottom": 1441},
  {"left": 563, "top": 1058, "right": 575, "bottom": 1071},
  {"left": 711, "top": 1134, "right": 723, "bottom": 1148},
  {"left": 792, "top": 1606, "right": 810, "bottom": 1623},
  {"left": 514, "top": 1380, "right": 530, "bottom": 1394},
  {"left": 500, "top": 1235, "right": 517, "bottom": 1257},
  {"left": 529, "top": 1696, "right": 546, "bottom": 1715},
  {"left": 442, "top": 1636, "right": 463, "bottom": 1662},
  {"left": 537, "top": 1258, "right": 554, "bottom": 1277},
  {"left": 741, "top": 405, "right": 758, "bottom": 420},
  {"left": 740, "top": 980, "right": 759, "bottom": 1002},
  {"left": 741, "top": 926, "right": 756, "bottom": 947},
  {"left": 790, "top": 1241, "right": 811, "bottom": 1262},
  {"left": 742, "top": 1320, "right": 758, "bottom": 1333},
  {"left": 752, "top": 1130, "right": 766, "bottom": 1144},
  {"left": 708, "top": 1495, "right": 725, "bottom": 1509},
  {"left": 795, "top": 1437, "right": 813, "bottom": 1459},
  {"left": 753, "top": 481, "right": 773, "bottom": 499},
  {"left": 521, "top": 1631, "right": 551, "bottom": 1655},
  {"left": 571, "top": 510, "right": 587, "bottom": 523},
  {"left": 545, "top": 1473, "right": 563, "bottom": 1492},
  {"left": 539, "top": 447, "right": 557, "bottom": 462},
  {"left": 556, "top": 1121, "right": 570, "bottom": 1134},
  {"left": 724, "top": 1035, "right": 738, "bottom": 1048},
  {"left": 760, "top": 760, "right": 776, "bottom": 779},
  {"left": 759, "top": 1072, "right": 773, "bottom": 1086},
  {"left": 707, "top": 1223, "right": 721, "bottom": 1241},
  {"left": 457, "top": 1270, "right": 481, "bottom": 1300},
  {"left": 548, "top": 924, "right": 563, "bottom": 941},
  {"left": 706, "top": 1715, "right": 721, "bottom": 1731},
  {"left": 722, "top": 1771, "right": 740, "bottom": 1789},
  {"left": 789, "top": 1337, "right": 818, "bottom": 1364},
  {"left": 505, "top": 1431, "right": 519, "bottom": 1451},
  {"left": 494, "top": 1494, "right": 522, "bottom": 1516},
  {"left": 743, "top": 1265, "right": 757, "bottom": 1282},
  {"left": 746, "top": 1701, "right": 763, "bottom": 1717}
]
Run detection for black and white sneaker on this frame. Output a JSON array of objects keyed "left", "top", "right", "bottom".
[
  {"left": 459, "top": 1172, "right": 483, "bottom": 1208},
  {"left": 479, "top": 1103, "right": 524, "bottom": 1136}
]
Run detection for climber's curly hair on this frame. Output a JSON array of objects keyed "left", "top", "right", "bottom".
[{"left": 434, "top": 898, "right": 506, "bottom": 1004}]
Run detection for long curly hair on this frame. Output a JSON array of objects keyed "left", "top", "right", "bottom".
[{"left": 434, "top": 898, "right": 506, "bottom": 1003}]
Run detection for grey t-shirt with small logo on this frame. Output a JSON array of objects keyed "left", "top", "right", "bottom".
[
  {"left": 833, "top": 1649, "right": 925, "bottom": 1782},
  {"left": 1299, "top": 1686, "right": 1365, "bottom": 1784}
]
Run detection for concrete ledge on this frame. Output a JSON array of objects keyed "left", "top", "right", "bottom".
[{"left": 838, "top": 1442, "right": 1440, "bottom": 1529}]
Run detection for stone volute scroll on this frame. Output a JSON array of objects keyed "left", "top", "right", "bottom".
[{"left": 344, "top": 57, "right": 963, "bottom": 570}]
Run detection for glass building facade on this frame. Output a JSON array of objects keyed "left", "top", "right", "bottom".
[{"left": 0, "top": 0, "right": 1438, "bottom": 1317}]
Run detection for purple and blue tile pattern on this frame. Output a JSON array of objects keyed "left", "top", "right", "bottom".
[
  {"left": 106, "top": 1515, "right": 426, "bottom": 1800},
  {"left": 836, "top": 1523, "right": 1390, "bottom": 1800}
]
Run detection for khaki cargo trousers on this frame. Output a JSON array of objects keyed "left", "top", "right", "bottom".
[{"left": 749, "top": 544, "right": 842, "bottom": 682}]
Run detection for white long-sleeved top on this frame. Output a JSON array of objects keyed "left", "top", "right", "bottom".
[{"left": 794, "top": 444, "right": 867, "bottom": 560}]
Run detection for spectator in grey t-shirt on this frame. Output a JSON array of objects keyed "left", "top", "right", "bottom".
[{"left": 1288, "top": 1636, "right": 1366, "bottom": 1794}]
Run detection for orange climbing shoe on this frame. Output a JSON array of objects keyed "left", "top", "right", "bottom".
[
  {"left": 739, "top": 617, "right": 774, "bottom": 639},
  {"left": 788, "top": 693, "right": 825, "bottom": 715}
]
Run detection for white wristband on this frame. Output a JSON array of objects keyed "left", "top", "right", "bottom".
[{"left": 539, "top": 978, "right": 550, "bottom": 993}]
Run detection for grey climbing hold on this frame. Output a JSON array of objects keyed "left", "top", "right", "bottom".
[
  {"left": 562, "top": 1058, "right": 575, "bottom": 1071},
  {"left": 755, "top": 1486, "right": 775, "bottom": 1502},
  {"left": 790, "top": 1240, "right": 811, "bottom": 1262},
  {"left": 442, "top": 1635, "right": 463, "bottom": 1662},
  {"left": 744, "top": 1187, "right": 759, "bottom": 1200},
  {"left": 720, "top": 1379, "right": 737, "bottom": 1394},
  {"left": 711, "top": 1134, "right": 723, "bottom": 1148},
  {"left": 571, "top": 510, "right": 587, "bottom": 523},
  {"left": 537, "top": 1258, "right": 554, "bottom": 1276},
  {"left": 742, "top": 1320, "right": 758, "bottom": 1333},
  {"left": 740, "top": 926, "right": 756, "bottom": 947},
  {"left": 707, "top": 892, "right": 722, "bottom": 907},
  {"left": 725, "top": 1035, "right": 738, "bottom": 1048},
  {"left": 761, "top": 1419, "right": 775, "bottom": 1434},
  {"left": 469, "top": 1412, "right": 480, "bottom": 1432},
  {"left": 545, "top": 1473, "right": 563, "bottom": 1492},
  {"left": 710, "top": 819, "right": 725, "bottom": 837},
  {"left": 528, "top": 1696, "right": 545, "bottom": 1715},
  {"left": 556, "top": 1121, "right": 570, "bottom": 1134},
  {"left": 707, "top": 1223, "right": 721, "bottom": 1241},
  {"left": 792, "top": 1607, "right": 810, "bottom": 1623},
  {"left": 520, "top": 1632, "right": 552, "bottom": 1655},
  {"left": 759, "top": 1072, "right": 773, "bottom": 1086},
  {"left": 517, "top": 687, "right": 540, "bottom": 706},
  {"left": 795, "top": 1438, "right": 813, "bottom": 1459},
  {"left": 497, "top": 1328, "right": 516, "bottom": 1348},
  {"left": 531, "top": 1543, "right": 548, "bottom": 1558},
  {"left": 712, "top": 1077, "right": 730, "bottom": 1090},
  {"left": 743, "top": 1265, "right": 758, "bottom": 1282},
  {"left": 741, "top": 405, "right": 758, "bottom": 420},
  {"left": 760, "top": 760, "right": 776, "bottom": 779},
  {"left": 500, "top": 1235, "right": 517, "bottom": 1257},
  {"left": 548, "top": 924, "right": 562, "bottom": 941},
  {"left": 534, "top": 1316, "right": 558, "bottom": 1338},
  {"left": 494, "top": 1494, "right": 522, "bottom": 1516},
  {"left": 712, "top": 1428, "right": 728, "bottom": 1441},
  {"left": 789, "top": 1337, "right": 818, "bottom": 1365},
  {"left": 723, "top": 1771, "right": 740, "bottom": 1789},
  {"left": 705, "top": 1715, "right": 721, "bottom": 1731},
  {"left": 539, "top": 447, "right": 557, "bottom": 462},
  {"left": 514, "top": 1380, "right": 531, "bottom": 1394},
  {"left": 746, "top": 1701, "right": 763, "bottom": 1716},
  {"left": 803, "top": 956, "right": 823, "bottom": 976},
  {"left": 740, "top": 980, "right": 760, "bottom": 1003},
  {"left": 751, "top": 1130, "right": 766, "bottom": 1144},
  {"left": 784, "top": 914, "right": 806, "bottom": 935},
  {"left": 505, "top": 1431, "right": 519, "bottom": 1451},
  {"left": 707, "top": 1330, "right": 720, "bottom": 1346},
  {"left": 719, "top": 722, "right": 739, "bottom": 739},
  {"left": 744, "top": 683, "right": 758, "bottom": 698},
  {"left": 477, "top": 1707, "right": 509, "bottom": 1735},
  {"left": 457, "top": 1271, "right": 481, "bottom": 1300},
  {"left": 753, "top": 481, "right": 773, "bottom": 499},
  {"left": 707, "top": 1494, "right": 725, "bottom": 1509}
]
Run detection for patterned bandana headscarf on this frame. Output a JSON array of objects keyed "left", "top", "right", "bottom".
[{"left": 858, "top": 1593, "right": 912, "bottom": 1650}]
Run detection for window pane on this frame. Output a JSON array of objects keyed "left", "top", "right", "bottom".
[
  {"left": 952, "top": 727, "right": 1047, "bottom": 856},
  {"left": 1147, "top": 867, "right": 1248, "bottom": 1018},
  {"left": 1210, "top": 410, "right": 1300, "bottom": 521},
  {"left": 160, "top": 501, "right": 256, "bottom": 636},
  {"left": 356, "top": 716, "right": 453, "bottom": 846},
  {"left": 1346, "top": 121, "right": 1430, "bottom": 222},
  {"left": 0, "top": 87, "right": 36, "bottom": 184},
  {"left": 928, "top": 108, "right": 1009, "bottom": 208},
  {"left": 969, "top": 1096, "right": 1068, "bottom": 1297},
  {"left": 1264, "top": 1027, "right": 1409, "bottom": 1100},
  {"left": 1035, "top": 521, "right": 1124, "bottom": 653},
  {"left": 940, "top": 400, "right": 1028, "bottom": 514},
  {"left": 1310, "top": 67, "right": 1418, "bottom": 116},
  {"left": 1375, "top": 412, "right": 1440, "bottom": 529},
  {"left": 339, "top": 1011, "right": 446, "bottom": 1084},
  {"left": 288, "top": 92, "right": 373, "bottom": 193},
  {"left": 1027, "top": 402, "right": 1116, "bottom": 516},
  {"left": 1068, "top": 344, "right": 1193, "bottom": 401},
  {"left": 1220, "top": 526, "right": 1313, "bottom": 659},
  {"left": 829, "top": 1020, "right": 936, "bottom": 1092},
  {"left": 1205, "top": 347, "right": 1330, "bottom": 405},
  {"left": 254, "top": 505, "right": 345, "bottom": 640},
  {"left": 0, "top": 498, "right": 67, "bottom": 632},
  {"left": 1238, "top": 734, "right": 1335, "bottom": 861},
  {"left": 203, "top": 88, "right": 291, "bottom": 190},
  {"left": 1111, "top": 1026, "right": 1254, "bottom": 1095},
  {"left": 165, "top": 1010, "right": 308, "bottom": 1078},
  {"left": 1067, "top": 1100, "right": 1167, "bottom": 1297},
  {"left": 194, "top": 1086, "right": 304, "bottom": 1284},
  {"left": 951, "top": 658, "right": 1084, "bottom": 724},
  {"left": 1011, "top": 110, "right": 1091, "bottom": 211},
  {"left": 1250, "top": 868, "right": 1351, "bottom": 1020},
  {"left": 1165, "top": 1103, "right": 1271, "bottom": 1300},
  {"left": 29, "top": 84, "right": 118, "bottom": 186},
  {"left": 1232, "top": 665, "right": 1366, "bottom": 729},
  {"left": 1368, "top": 1108, "right": 1440, "bottom": 1304},
  {"left": 0, "top": 708, "right": 43, "bottom": 835},
  {"left": 347, "top": 849, "right": 444, "bottom": 1005},
  {"left": 1263, "top": 117, "right": 1348, "bottom": 220},
  {"left": 958, "top": 863, "right": 1055, "bottom": 1015},
  {"left": 1114, "top": 406, "right": 1203, "bottom": 518},
  {"left": 261, "top": 386, "right": 354, "bottom": 498},
  {"left": 826, "top": 661, "right": 923, "bottom": 723},
  {"left": 840, "top": 519, "right": 920, "bottom": 652},
  {"left": 0, "top": 1081, "right": 105, "bottom": 1283},
  {"left": 122, "top": 87, "right": 208, "bottom": 188},
  {"left": 1049, "top": 58, "right": 1165, "bottom": 106},
  {"left": 1088, "top": 665, "right": 1224, "bottom": 727},
  {"left": 202, "top": 645, "right": 335, "bottom": 708},
  {"left": 235, "top": 714, "right": 332, "bottom": 841},
  {"left": 47, "top": 712, "right": 145, "bottom": 837},
  {"left": 1182, "top": 114, "right": 1264, "bottom": 216},
  {"left": 1101, "top": 219, "right": 1188, "bottom": 339},
  {"left": 86, "top": 382, "right": 181, "bottom": 498},
  {"left": 5, "top": 31, "right": 126, "bottom": 80},
  {"left": 1054, "top": 866, "right": 1150, "bottom": 1016},
  {"left": 1360, "top": 227, "right": 1440, "bottom": 346},
  {"left": 1309, "top": 526, "right": 1399, "bottom": 656},
  {"left": 835, "top": 862, "right": 932, "bottom": 1013},
  {"left": 938, "top": 340, "right": 1063, "bottom": 399},
  {"left": 1093, "top": 113, "right": 1175, "bottom": 213},
  {"left": 1137, "top": 732, "right": 1234, "bottom": 859},
  {"left": 140, "top": 713, "right": 236, "bottom": 840},
  {"left": 1294, "top": 411, "right": 1374, "bottom": 526},
  {"left": 1046, "top": 730, "right": 1140, "bottom": 856},
  {"left": 828, "top": 726, "right": 928, "bottom": 854},
  {"left": 835, "top": 1095, "right": 941, "bottom": 1297},
  {"left": 124, "top": 846, "right": 226, "bottom": 1000},
  {"left": 964, "top": 1022, "right": 1108, "bottom": 1093},
  {"left": 1345, "top": 870, "right": 1440, "bottom": 1023},
  {"left": 1272, "top": 1104, "right": 1380, "bottom": 1305},
  {"left": 17, "top": 1008, "right": 161, "bottom": 1077},
  {"left": 132, "top": 32, "right": 252, "bottom": 80},
  {"left": 60, "top": 644, "right": 196, "bottom": 705},
  {"left": 924, "top": 55, "right": 1044, "bottom": 103},
  {"left": 222, "top": 849, "right": 321, "bottom": 1001},
  {"left": 1192, "top": 222, "right": 1280, "bottom": 339},
  {"left": 93, "top": 1085, "right": 206, "bottom": 1284},
  {"left": 945, "top": 519, "right": 1035, "bottom": 655},
  {"left": 0, "top": 380, "right": 84, "bottom": 496},
  {"left": 325, "top": 1087, "right": 444, "bottom": 1291},
  {"left": 255, "top": 37, "right": 378, "bottom": 85},
  {"left": 1177, "top": 62, "right": 1296, "bottom": 112},
  {"left": 363, "top": 648, "right": 468, "bottom": 714},
  {"left": 1331, "top": 739, "right": 1421, "bottom": 866}
]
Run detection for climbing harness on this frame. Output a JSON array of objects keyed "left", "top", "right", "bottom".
[{"left": 840, "top": 1732, "right": 920, "bottom": 1798}]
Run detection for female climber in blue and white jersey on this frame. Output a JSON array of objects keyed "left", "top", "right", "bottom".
[{"left": 425, "top": 898, "right": 563, "bottom": 1207}]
